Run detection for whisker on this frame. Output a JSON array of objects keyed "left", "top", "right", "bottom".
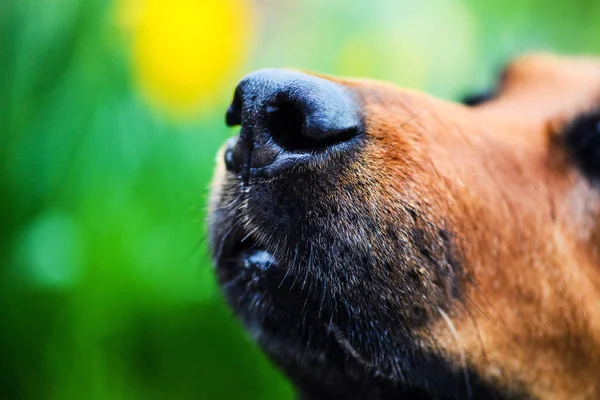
[
  {"left": 301, "top": 243, "right": 314, "bottom": 291},
  {"left": 404, "top": 203, "right": 509, "bottom": 333},
  {"left": 437, "top": 307, "right": 471, "bottom": 399},
  {"left": 301, "top": 243, "right": 314, "bottom": 313},
  {"left": 438, "top": 247, "right": 510, "bottom": 335},
  {"left": 398, "top": 107, "right": 431, "bottom": 129},
  {"left": 397, "top": 198, "right": 478, "bottom": 249},
  {"left": 403, "top": 202, "right": 478, "bottom": 246},
  {"left": 215, "top": 226, "right": 234, "bottom": 261},
  {"left": 461, "top": 298, "right": 488, "bottom": 363},
  {"left": 423, "top": 324, "right": 445, "bottom": 364},
  {"left": 317, "top": 274, "right": 327, "bottom": 318},
  {"left": 327, "top": 321, "right": 378, "bottom": 372},
  {"left": 186, "top": 233, "right": 209, "bottom": 261},
  {"left": 438, "top": 264, "right": 509, "bottom": 334},
  {"left": 240, "top": 227, "right": 259, "bottom": 243},
  {"left": 421, "top": 219, "right": 478, "bottom": 246},
  {"left": 286, "top": 245, "right": 301, "bottom": 290},
  {"left": 301, "top": 323, "right": 316, "bottom": 365},
  {"left": 259, "top": 305, "right": 273, "bottom": 325}
]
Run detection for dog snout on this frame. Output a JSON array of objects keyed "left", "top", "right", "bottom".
[{"left": 224, "top": 69, "right": 362, "bottom": 180}]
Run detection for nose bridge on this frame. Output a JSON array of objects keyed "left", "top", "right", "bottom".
[{"left": 224, "top": 69, "right": 362, "bottom": 180}]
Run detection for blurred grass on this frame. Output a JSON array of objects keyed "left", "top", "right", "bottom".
[{"left": 2, "top": 0, "right": 600, "bottom": 399}]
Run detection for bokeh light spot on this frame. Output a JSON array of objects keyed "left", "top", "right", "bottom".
[
  {"left": 15, "top": 210, "right": 83, "bottom": 289},
  {"left": 122, "top": 0, "right": 254, "bottom": 117}
]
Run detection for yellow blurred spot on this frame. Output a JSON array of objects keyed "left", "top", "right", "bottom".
[{"left": 119, "top": 0, "right": 254, "bottom": 117}]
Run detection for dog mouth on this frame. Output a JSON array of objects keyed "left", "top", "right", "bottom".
[
  {"left": 227, "top": 242, "right": 279, "bottom": 273},
  {"left": 214, "top": 229, "right": 300, "bottom": 308},
  {"left": 216, "top": 233, "right": 281, "bottom": 289}
]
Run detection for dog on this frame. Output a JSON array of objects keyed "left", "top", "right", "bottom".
[{"left": 208, "top": 53, "right": 600, "bottom": 399}]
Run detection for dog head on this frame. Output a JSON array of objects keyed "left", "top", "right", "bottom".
[{"left": 208, "top": 54, "right": 600, "bottom": 399}]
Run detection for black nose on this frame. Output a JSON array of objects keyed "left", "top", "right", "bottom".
[{"left": 224, "top": 69, "right": 362, "bottom": 180}]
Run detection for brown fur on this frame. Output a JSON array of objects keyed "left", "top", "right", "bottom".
[{"left": 209, "top": 54, "right": 600, "bottom": 399}]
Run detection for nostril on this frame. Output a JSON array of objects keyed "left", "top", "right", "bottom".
[
  {"left": 226, "top": 88, "right": 243, "bottom": 127},
  {"left": 266, "top": 98, "right": 359, "bottom": 152},
  {"left": 266, "top": 102, "right": 306, "bottom": 151}
]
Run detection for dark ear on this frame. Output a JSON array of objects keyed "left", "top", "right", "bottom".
[{"left": 564, "top": 108, "right": 600, "bottom": 183}]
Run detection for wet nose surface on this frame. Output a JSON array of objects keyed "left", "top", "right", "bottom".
[{"left": 224, "top": 69, "right": 362, "bottom": 181}]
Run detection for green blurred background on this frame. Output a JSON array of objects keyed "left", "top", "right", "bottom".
[{"left": 2, "top": 0, "right": 599, "bottom": 398}]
